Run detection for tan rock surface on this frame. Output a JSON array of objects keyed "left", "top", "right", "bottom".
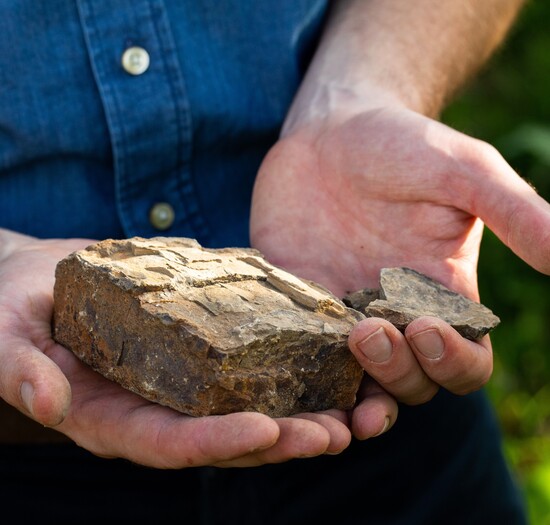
[{"left": 53, "top": 237, "right": 365, "bottom": 417}]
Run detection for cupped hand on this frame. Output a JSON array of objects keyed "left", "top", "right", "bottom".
[
  {"left": 250, "top": 105, "right": 550, "bottom": 433},
  {"left": 0, "top": 229, "right": 353, "bottom": 468}
]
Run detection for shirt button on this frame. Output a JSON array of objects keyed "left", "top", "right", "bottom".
[
  {"left": 121, "top": 46, "right": 150, "bottom": 76},
  {"left": 149, "top": 202, "right": 175, "bottom": 230}
]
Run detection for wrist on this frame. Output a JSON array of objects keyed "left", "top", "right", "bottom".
[{"left": 281, "top": 78, "right": 409, "bottom": 138}]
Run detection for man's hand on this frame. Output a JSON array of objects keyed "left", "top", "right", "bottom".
[
  {"left": 250, "top": 0, "right": 531, "bottom": 440},
  {"left": 250, "top": 105, "right": 550, "bottom": 434},
  {"left": 0, "top": 229, "right": 353, "bottom": 467}
]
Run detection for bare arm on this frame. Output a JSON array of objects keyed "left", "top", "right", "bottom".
[{"left": 285, "top": 0, "right": 526, "bottom": 130}]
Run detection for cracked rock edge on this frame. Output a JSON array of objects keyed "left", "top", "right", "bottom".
[{"left": 52, "top": 237, "right": 365, "bottom": 418}]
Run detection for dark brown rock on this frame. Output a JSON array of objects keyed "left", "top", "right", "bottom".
[
  {"left": 53, "top": 237, "right": 365, "bottom": 418},
  {"left": 342, "top": 288, "right": 380, "bottom": 311},
  {"left": 344, "top": 267, "right": 500, "bottom": 340}
]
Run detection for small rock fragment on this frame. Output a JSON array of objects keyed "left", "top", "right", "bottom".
[
  {"left": 344, "top": 267, "right": 500, "bottom": 340},
  {"left": 342, "top": 288, "right": 380, "bottom": 311},
  {"left": 53, "top": 237, "right": 365, "bottom": 418}
]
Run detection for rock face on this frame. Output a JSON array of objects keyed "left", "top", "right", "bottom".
[
  {"left": 344, "top": 267, "right": 500, "bottom": 340},
  {"left": 53, "top": 237, "right": 365, "bottom": 418}
]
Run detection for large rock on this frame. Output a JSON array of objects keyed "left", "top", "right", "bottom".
[
  {"left": 344, "top": 267, "right": 500, "bottom": 340},
  {"left": 53, "top": 237, "right": 365, "bottom": 418}
]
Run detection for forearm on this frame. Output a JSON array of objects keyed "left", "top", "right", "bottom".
[{"left": 284, "top": 0, "right": 525, "bottom": 132}]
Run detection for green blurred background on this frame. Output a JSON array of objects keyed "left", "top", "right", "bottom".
[{"left": 442, "top": 1, "right": 550, "bottom": 522}]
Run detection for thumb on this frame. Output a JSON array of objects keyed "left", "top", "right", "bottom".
[
  {"left": 0, "top": 337, "right": 72, "bottom": 427},
  {"left": 466, "top": 146, "right": 550, "bottom": 275}
]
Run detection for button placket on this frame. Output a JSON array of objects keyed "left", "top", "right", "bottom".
[{"left": 76, "top": 0, "right": 196, "bottom": 238}]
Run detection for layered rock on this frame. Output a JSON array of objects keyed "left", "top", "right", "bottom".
[{"left": 53, "top": 237, "right": 365, "bottom": 417}]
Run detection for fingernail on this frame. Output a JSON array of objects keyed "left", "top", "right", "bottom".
[
  {"left": 411, "top": 328, "right": 445, "bottom": 359},
  {"left": 357, "top": 327, "right": 393, "bottom": 363},
  {"left": 374, "top": 416, "right": 391, "bottom": 437},
  {"left": 20, "top": 381, "right": 35, "bottom": 416}
]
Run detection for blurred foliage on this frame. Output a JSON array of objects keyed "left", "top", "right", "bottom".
[{"left": 442, "top": 1, "right": 550, "bottom": 522}]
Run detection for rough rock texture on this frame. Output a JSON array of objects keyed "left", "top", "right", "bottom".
[
  {"left": 53, "top": 237, "right": 365, "bottom": 418},
  {"left": 344, "top": 267, "right": 500, "bottom": 340}
]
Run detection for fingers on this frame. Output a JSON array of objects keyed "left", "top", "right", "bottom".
[
  {"left": 349, "top": 318, "right": 439, "bottom": 404},
  {"left": 100, "top": 400, "right": 347, "bottom": 468},
  {"left": 218, "top": 410, "right": 353, "bottom": 467},
  {"left": 289, "top": 409, "right": 351, "bottom": 454},
  {"left": 215, "top": 417, "right": 333, "bottom": 468},
  {"left": 97, "top": 404, "right": 341, "bottom": 469},
  {"left": 459, "top": 141, "right": 550, "bottom": 275},
  {"left": 350, "top": 376, "right": 398, "bottom": 440},
  {"left": 132, "top": 409, "right": 283, "bottom": 469},
  {"left": 0, "top": 335, "right": 71, "bottom": 426},
  {"left": 405, "top": 316, "right": 493, "bottom": 395},
  {"left": 151, "top": 411, "right": 351, "bottom": 468},
  {"left": 349, "top": 316, "right": 493, "bottom": 403}
]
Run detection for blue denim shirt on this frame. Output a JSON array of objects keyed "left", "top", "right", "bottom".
[{"left": 0, "top": 0, "right": 328, "bottom": 247}]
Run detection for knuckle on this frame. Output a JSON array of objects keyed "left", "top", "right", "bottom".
[
  {"left": 450, "top": 367, "right": 493, "bottom": 396},
  {"left": 463, "top": 139, "right": 504, "bottom": 173},
  {"left": 374, "top": 366, "right": 414, "bottom": 390},
  {"left": 404, "top": 385, "right": 440, "bottom": 406}
]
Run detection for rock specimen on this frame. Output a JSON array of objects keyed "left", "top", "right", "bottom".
[
  {"left": 343, "top": 267, "right": 500, "bottom": 340},
  {"left": 53, "top": 237, "right": 365, "bottom": 418}
]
